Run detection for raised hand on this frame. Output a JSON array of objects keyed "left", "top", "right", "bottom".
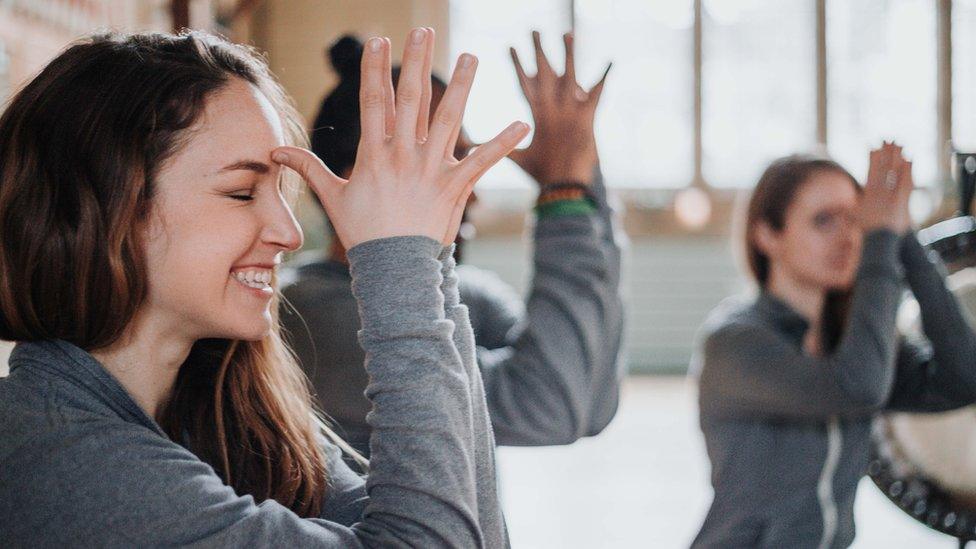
[
  {"left": 508, "top": 31, "right": 610, "bottom": 187},
  {"left": 273, "top": 28, "right": 530, "bottom": 247},
  {"left": 859, "top": 141, "right": 914, "bottom": 234}
]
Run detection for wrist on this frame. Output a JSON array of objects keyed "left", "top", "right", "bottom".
[
  {"left": 536, "top": 182, "right": 598, "bottom": 209},
  {"left": 536, "top": 172, "right": 594, "bottom": 187}
]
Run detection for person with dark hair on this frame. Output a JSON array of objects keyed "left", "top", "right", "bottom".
[
  {"left": 0, "top": 28, "right": 528, "bottom": 546},
  {"left": 282, "top": 30, "right": 625, "bottom": 457},
  {"left": 692, "top": 145, "right": 976, "bottom": 548}
]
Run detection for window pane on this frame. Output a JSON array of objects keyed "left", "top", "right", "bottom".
[
  {"left": 449, "top": 0, "right": 570, "bottom": 189},
  {"left": 575, "top": 0, "right": 694, "bottom": 187},
  {"left": 702, "top": 0, "right": 817, "bottom": 188},
  {"left": 827, "top": 0, "right": 938, "bottom": 185},
  {"left": 954, "top": 0, "right": 976, "bottom": 151}
]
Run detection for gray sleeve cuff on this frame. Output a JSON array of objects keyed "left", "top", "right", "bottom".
[
  {"left": 438, "top": 244, "right": 461, "bottom": 309},
  {"left": 347, "top": 235, "right": 445, "bottom": 332}
]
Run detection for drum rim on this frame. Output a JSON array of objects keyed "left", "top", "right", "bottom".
[
  {"left": 869, "top": 415, "right": 976, "bottom": 540},
  {"left": 870, "top": 215, "right": 976, "bottom": 541}
]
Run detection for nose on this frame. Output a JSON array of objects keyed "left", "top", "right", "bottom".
[{"left": 261, "top": 196, "right": 304, "bottom": 252}]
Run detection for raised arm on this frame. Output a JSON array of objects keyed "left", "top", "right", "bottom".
[
  {"left": 477, "top": 32, "right": 624, "bottom": 446},
  {"left": 272, "top": 28, "right": 527, "bottom": 546},
  {"left": 884, "top": 209, "right": 976, "bottom": 411}
]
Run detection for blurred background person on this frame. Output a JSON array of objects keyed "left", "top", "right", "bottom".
[{"left": 692, "top": 146, "right": 976, "bottom": 548}]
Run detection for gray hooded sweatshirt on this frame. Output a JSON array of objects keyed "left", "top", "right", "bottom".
[
  {"left": 0, "top": 236, "right": 507, "bottom": 548},
  {"left": 693, "top": 229, "right": 976, "bottom": 548},
  {"left": 280, "top": 173, "right": 625, "bottom": 455}
]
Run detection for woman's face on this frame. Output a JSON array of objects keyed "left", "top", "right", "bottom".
[
  {"left": 760, "top": 170, "right": 863, "bottom": 292},
  {"left": 142, "top": 78, "right": 303, "bottom": 342}
]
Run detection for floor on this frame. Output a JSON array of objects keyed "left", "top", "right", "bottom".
[{"left": 496, "top": 376, "right": 955, "bottom": 548}]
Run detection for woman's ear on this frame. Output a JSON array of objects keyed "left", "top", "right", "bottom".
[{"left": 752, "top": 220, "right": 780, "bottom": 258}]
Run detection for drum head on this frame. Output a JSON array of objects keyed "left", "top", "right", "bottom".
[{"left": 870, "top": 216, "right": 976, "bottom": 540}]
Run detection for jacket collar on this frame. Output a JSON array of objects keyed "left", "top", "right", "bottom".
[
  {"left": 753, "top": 291, "right": 811, "bottom": 346},
  {"left": 9, "top": 339, "right": 167, "bottom": 437}
]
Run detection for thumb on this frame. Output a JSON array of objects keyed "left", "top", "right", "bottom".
[{"left": 272, "top": 146, "right": 345, "bottom": 200}]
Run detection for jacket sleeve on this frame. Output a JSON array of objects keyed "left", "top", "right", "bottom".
[
  {"left": 885, "top": 233, "right": 976, "bottom": 412},
  {"left": 478, "top": 171, "right": 625, "bottom": 446},
  {"left": 697, "top": 230, "right": 904, "bottom": 420},
  {"left": 439, "top": 245, "right": 508, "bottom": 548}
]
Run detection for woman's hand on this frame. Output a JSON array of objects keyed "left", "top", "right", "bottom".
[
  {"left": 508, "top": 31, "right": 610, "bottom": 187},
  {"left": 273, "top": 28, "right": 530, "bottom": 247},
  {"left": 859, "top": 141, "right": 914, "bottom": 234}
]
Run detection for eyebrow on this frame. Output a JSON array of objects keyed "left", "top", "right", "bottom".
[{"left": 216, "top": 160, "right": 271, "bottom": 175}]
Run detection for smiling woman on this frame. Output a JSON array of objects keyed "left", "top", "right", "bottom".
[
  {"left": 143, "top": 78, "right": 303, "bottom": 343},
  {"left": 0, "top": 29, "right": 526, "bottom": 546}
]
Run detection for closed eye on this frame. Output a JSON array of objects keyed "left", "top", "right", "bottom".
[{"left": 229, "top": 194, "right": 254, "bottom": 202}]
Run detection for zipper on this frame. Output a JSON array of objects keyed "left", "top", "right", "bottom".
[{"left": 816, "top": 416, "right": 842, "bottom": 549}]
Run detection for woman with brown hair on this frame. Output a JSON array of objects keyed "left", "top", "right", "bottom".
[
  {"left": 0, "top": 28, "right": 527, "bottom": 547},
  {"left": 693, "top": 145, "right": 976, "bottom": 548}
]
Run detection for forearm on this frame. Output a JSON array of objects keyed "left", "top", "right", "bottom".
[
  {"left": 483, "top": 211, "right": 623, "bottom": 445},
  {"left": 438, "top": 246, "right": 507, "bottom": 548},
  {"left": 828, "top": 229, "right": 904, "bottom": 406},
  {"left": 348, "top": 236, "right": 483, "bottom": 547},
  {"left": 900, "top": 231, "right": 976, "bottom": 396}
]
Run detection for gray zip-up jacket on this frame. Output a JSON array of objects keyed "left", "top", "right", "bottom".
[
  {"left": 692, "top": 229, "right": 976, "bottom": 549},
  {"left": 0, "top": 236, "right": 507, "bottom": 548},
  {"left": 281, "top": 173, "right": 625, "bottom": 455}
]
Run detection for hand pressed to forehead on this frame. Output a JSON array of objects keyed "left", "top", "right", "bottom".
[{"left": 272, "top": 28, "right": 529, "bottom": 249}]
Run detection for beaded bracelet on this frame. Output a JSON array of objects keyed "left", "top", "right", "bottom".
[
  {"left": 535, "top": 199, "right": 598, "bottom": 218},
  {"left": 536, "top": 187, "right": 588, "bottom": 206},
  {"left": 537, "top": 181, "right": 597, "bottom": 204}
]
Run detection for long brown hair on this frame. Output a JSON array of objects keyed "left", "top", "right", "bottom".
[
  {"left": 0, "top": 31, "right": 329, "bottom": 517},
  {"left": 744, "top": 154, "right": 861, "bottom": 350}
]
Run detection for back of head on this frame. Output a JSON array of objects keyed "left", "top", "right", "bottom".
[
  {"left": 311, "top": 34, "right": 449, "bottom": 177},
  {"left": 311, "top": 35, "right": 364, "bottom": 176}
]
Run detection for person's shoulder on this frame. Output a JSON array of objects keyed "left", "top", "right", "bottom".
[
  {"left": 700, "top": 294, "right": 764, "bottom": 342},
  {"left": 0, "top": 407, "right": 224, "bottom": 546},
  {"left": 0, "top": 386, "right": 178, "bottom": 466},
  {"left": 0, "top": 375, "right": 57, "bottom": 458},
  {"left": 0, "top": 386, "right": 192, "bottom": 504}
]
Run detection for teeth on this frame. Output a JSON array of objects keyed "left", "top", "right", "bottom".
[{"left": 232, "top": 269, "right": 272, "bottom": 289}]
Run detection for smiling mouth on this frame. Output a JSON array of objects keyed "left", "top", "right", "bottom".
[{"left": 230, "top": 269, "right": 273, "bottom": 291}]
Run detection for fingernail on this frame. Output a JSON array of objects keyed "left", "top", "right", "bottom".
[
  {"left": 460, "top": 54, "right": 475, "bottom": 67},
  {"left": 411, "top": 28, "right": 425, "bottom": 44},
  {"left": 273, "top": 151, "right": 288, "bottom": 163},
  {"left": 368, "top": 37, "right": 382, "bottom": 52}
]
